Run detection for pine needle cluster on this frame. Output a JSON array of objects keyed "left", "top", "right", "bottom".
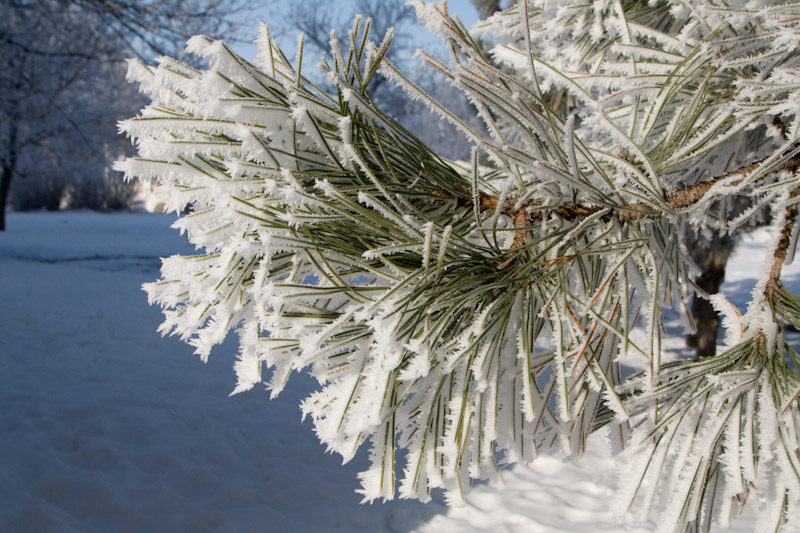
[{"left": 117, "top": 1, "right": 800, "bottom": 530}]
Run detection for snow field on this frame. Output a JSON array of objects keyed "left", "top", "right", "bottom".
[{"left": 0, "top": 211, "right": 784, "bottom": 532}]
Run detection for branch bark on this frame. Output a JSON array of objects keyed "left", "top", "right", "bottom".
[
  {"left": 473, "top": 154, "right": 800, "bottom": 277},
  {"left": 766, "top": 190, "right": 800, "bottom": 301},
  {"left": 476, "top": 154, "right": 800, "bottom": 226}
]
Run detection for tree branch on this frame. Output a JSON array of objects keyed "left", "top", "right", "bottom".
[
  {"left": 766, "top": 190, "right": 799, "bottom": 300},
  {"left": 469, "top": 154, "right": 800, "bottom": 272},
  {"left": 475, "top": 154, "right": 800, "bottom": 226}
]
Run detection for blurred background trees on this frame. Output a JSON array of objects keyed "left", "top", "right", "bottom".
[{"left": 0, "top": 0, "right": 262, "bottom": 230}]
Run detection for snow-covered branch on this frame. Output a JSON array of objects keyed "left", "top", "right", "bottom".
[{"left": 118, "top": 1, "right": 800, "bottom": 530}]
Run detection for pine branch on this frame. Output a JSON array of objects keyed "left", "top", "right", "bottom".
[
  {"left": 475, "top": 154, "right": 800, "bottom": 225},
  {"left": 118, "top": 2, "right": 800, "bottom": 528}
]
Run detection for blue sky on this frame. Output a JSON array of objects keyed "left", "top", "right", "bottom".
[{"left": 232, "top": 0, "right": 480, "bottom": 63}]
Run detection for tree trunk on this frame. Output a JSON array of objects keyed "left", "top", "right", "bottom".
[
  {"left": 0, "top": 122, "right": 18, "bottom": 232},
  {"left": 0, "top": 163, "right": 11, "bottom": 231},
  {"left": 686, "top": 234, "right": 735, "bottom": 357}
]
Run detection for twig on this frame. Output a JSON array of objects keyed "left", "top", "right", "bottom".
[
  {"left": 472, "top": 154, "right": 800, "bottom": 228},
  {"left": 496, "top": 210, "right": 529, "bottom": 271},
  {"left": 766, "top": 189, "right": 800, "bottom": 300}
]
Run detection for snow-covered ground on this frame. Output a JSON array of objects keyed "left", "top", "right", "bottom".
[{"left": 0, "top": 211, "right": 791, "bottom": 532}]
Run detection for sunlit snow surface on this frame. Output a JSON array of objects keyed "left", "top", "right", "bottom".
[{"left": 1, "top": 211, "right": 790, "bottom": 532}]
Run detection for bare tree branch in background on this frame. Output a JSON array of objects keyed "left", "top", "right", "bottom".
[
  {"left": 64, "top": 0, "right": 258, "bottom": 60},
  {"left": 282, "top": 0, "right": 483, "bottom": 161},
  {"left": 285, "top": 0, "right": 416, "bottom": 98},
  {"left": 471, "top": 0, "right": 505, "bottom": 18}
]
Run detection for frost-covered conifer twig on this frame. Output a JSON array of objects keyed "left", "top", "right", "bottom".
[{"left": 117, "top": 1, "right": 800, "bottom": 530}]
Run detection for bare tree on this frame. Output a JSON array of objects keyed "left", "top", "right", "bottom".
[
  {"left": 0, "top": 2, "right": 113, "bottom": 228},
  {"left": 65, "top": 0, "right": 257, "bottom": 59},
  {"left": 0, "top": 0, "right": 267, "bottom": 230}
]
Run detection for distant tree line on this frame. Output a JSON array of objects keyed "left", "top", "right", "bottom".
[{"left": 0, "top": 0, "right": 262, "bottom": 230}]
